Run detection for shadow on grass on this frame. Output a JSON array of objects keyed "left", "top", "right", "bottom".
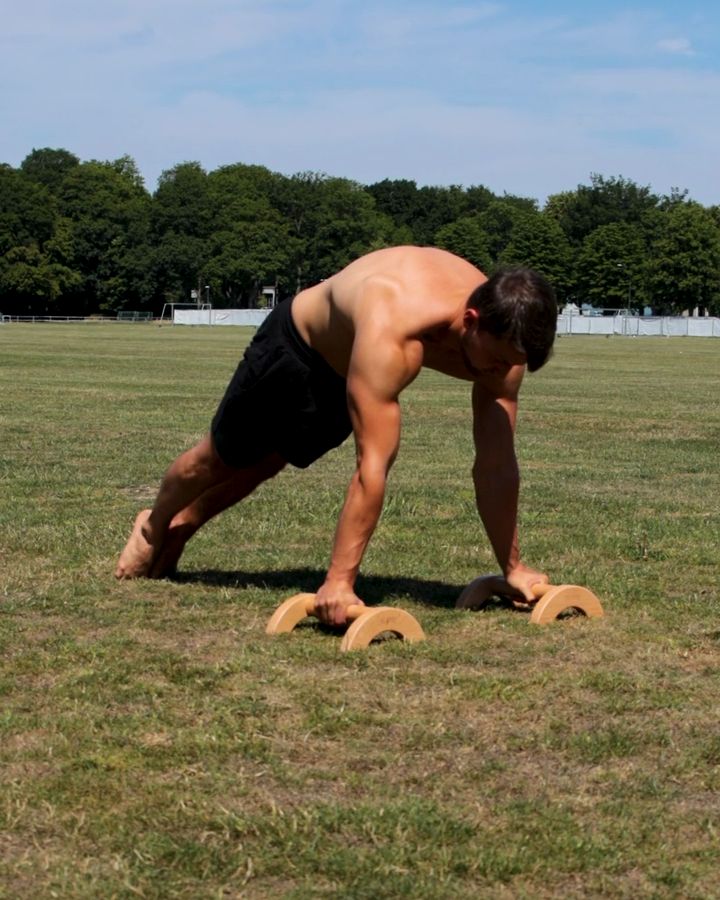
[{"left": 172, "top": 566, "right": 465, "bottom": 610}]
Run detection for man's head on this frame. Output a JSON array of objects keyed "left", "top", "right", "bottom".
[{"left": 466, "top": 268, "right": 557, "bottom": 372}]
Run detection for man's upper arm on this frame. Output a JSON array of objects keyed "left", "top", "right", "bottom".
[{"left": 346, "top": 289, "right": 422, "bottom": 473}]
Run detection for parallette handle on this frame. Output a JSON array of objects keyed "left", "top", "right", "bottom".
[{"left": 304, "top": 596, "right": 366, "bottom": 622}]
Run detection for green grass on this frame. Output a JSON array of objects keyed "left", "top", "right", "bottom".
[{"left": 1, "top": 323, "right": 719, "bottom": 898}]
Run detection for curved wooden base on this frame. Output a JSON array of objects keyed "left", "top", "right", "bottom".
[
  {"left": 529, "top": 584, "right": 604, "bottom": 624},
  {"left": 266, "top": 593, "right": 330, "bottom": 634},
  {"left": 340, "top": 607, "right": 425, "bottom": 651},
  {"left": 456, "top": 575, "right": 604, "bottom": 624},
  {"left": 266, "top": 593, "right": 426, "bottom": 651}
]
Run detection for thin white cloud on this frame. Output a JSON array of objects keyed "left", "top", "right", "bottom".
[
  {"left": 358, "top": 2, "right": 503, "bottom": 46},
  {"left": 1, "top": 1, "right": 307, "bottom": 65},
  {"left": 656, "top": 37, "right": 695, "bottom": 55}
]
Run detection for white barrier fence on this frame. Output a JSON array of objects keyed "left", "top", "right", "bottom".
[
  {"left": 173, "top": 308, "right": 720, "bottom": 338},
  {"left": 3, "top": 309, "right": 719, "bottom": 337},
  {"left": 558, "top": 314, "right": 720, "bottom": 337},
  {"left": 173, "top": 308, "right": 270, "bottom": 326}
]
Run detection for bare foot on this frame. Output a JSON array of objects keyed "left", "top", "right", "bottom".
[
  {"left": 115, "top": 510, "right": 159, "bottom": 579},
  {"left": 149, "top": 521, "right": 195, "bottom": 578}
]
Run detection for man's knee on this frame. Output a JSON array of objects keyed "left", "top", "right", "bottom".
[
  {"left": 180, "top": 433, "right": 235, "bottom": 481},
  {"left": 207, "top": 439, "right": 286, "bottom": 485},
  {"left": 218, "top": 452, "right": 286, "bottom": 504}
]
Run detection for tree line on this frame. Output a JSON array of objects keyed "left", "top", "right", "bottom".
[{"left": 1, "top": 147, "right": 719, "bottom": 316}]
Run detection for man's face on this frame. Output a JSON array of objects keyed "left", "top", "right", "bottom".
[{"left": 460, "top": 310, "right": 527, "bottom": 378}]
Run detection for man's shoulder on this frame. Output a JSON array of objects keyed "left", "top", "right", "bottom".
[
  {"left": 349, "top": 279, "right": 447, "bottom": 350},
  {"left": 350, "top": 252, "right": 476, "bottom": 320}
]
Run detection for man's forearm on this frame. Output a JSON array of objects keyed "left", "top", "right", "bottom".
[
  {"left": 325, "top": 468, "right": 386, "bottom": 586},
  {"left": 473, "top": 458, "right": 521, "bottom": 575}
]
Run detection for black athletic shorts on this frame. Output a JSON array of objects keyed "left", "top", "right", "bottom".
[{"left": 211, "top": 299, "right": 352, "bottom": 469}]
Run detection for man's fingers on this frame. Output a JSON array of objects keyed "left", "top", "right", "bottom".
[
  {"left": 316, "top": 599, "right": 364, "bottom": 626},
  {"left": 314, "top": 602, "right": 345, "bottom": 626}
]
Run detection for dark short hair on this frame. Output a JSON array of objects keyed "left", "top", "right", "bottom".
[{"left": 467, "top": 268, "right": 557, "bottom": 371}]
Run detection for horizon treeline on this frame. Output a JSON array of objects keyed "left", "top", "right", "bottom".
[{"left": 1, "top": 147, "right": 719, "bottom": 317}]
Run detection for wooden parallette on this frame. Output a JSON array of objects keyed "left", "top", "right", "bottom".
[
  {"left": 265, "top": 592, "right": 426, "bottom": 651},
  {"left": 456, "top": 575, "right": 604, "bottom": 624}
]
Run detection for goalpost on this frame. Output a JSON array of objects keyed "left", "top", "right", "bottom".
[{"left": 160, "top": 302, "right": 212, "bottom": 325}]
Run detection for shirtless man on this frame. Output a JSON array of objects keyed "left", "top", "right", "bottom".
[{"left": 116, "top": 246, "right": 557, "bottom": 624}]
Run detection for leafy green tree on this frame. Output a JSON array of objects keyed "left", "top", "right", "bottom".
[
  {"left": 545, "top": 174, "right": 660, "bottom": 246},
  {"left": 500, "top": 210, "right": 574, "bottom": 301},
  {"left": 56, "top": 158, "right": 154, "bottom": 313},
  {"left": 109, "top": 155, "right": 147, "bottom": 191},
  {"left": 364, "top": 179, "right": 420, "bottom": 237},
  {"left": 154, "top": 162, "right": 212, "bottom": 235},
  {"left": 434, "top": 216, "right": 492, "bottom": 272},
  {"left": 276, "top": 172, "right": 397, "bottom": 291},
  {"left": 657, "top": 186, "right": 690, "bottom": 211},
  {"left": 645, "top": 203, "right": 720, "bottom": 314},
  {"left": 366, "top": 180, "right": 498, "bottom": 245},
  {"left": 9, "top": 146, "right": 720, "bottom": 319},
  {"left": 0, "top": 165, "right": 55, "bottom": 255},
  {"left": 307, "top": 176, "right": 398, "bottom": 280},
  {"left": 0, "top": 244, "right": 81, "bottom": 313},
  {"left": 411, "top": 185, "right": 470, "bottom": 245},
  {"left": 205, "top": 164, "right": 297, "bottom": 307},
  {"left": 463, "top": 184, "right": 497, "bottom": 216},
  {"left": 205, "top": 220, "right": 294, "bottom": 308},
  {"left": 574, "top": 222, "right": 648, "bottom": 310},
  {"left": 20, "top": 148, "right": 80, "bottom": 194},
  {"left": 152, "top": 162, "right": 213, "bottom": 306},
  {"left": 0, "top": 165, "right": 82, "bottom": 314},
  {"left": 476, "top": 199, "right": 530, "bottom": 263}
]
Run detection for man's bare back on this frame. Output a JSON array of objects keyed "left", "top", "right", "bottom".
[{"left": 292, "top": 246, "right": 487, "bottom": 382}]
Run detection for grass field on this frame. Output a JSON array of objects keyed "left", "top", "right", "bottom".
[{"left": 1, "top": 323, "right": 719, "bottom": 899}]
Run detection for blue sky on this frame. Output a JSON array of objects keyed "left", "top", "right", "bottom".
[{"left": 1, "top": 1, "right": 718, "bottom": 204}]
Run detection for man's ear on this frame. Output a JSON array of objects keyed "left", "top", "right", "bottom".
[{"left": 463, "top": 307, "right": 480, "bottom": 329}]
